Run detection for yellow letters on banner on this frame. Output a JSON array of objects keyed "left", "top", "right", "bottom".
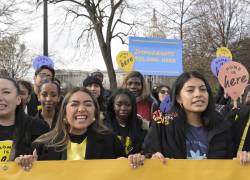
[
  {"left": 1, "top": 160, "right": 250, "bottom": 180},
  {"left": 216, "top": 47, "right": 233, "bottom": 60},
  {"left": 0, "top": 141, "right": 13, "bottom": 162},
  {"left": 116, "top": 51, "right": 135, "bottom": 72}
]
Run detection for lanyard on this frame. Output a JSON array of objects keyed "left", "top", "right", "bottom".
[{"left": 238, "top": 115, "right": 250, "bottom": 151}]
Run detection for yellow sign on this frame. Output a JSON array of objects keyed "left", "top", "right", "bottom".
[
  {"left": 216, "top": 47, "right": 233, "bottom": 59},
  {"left": 116, "top": 51, "right": 135, "bottom": 72},
  {"left": 0, "top": 141, "right": 12, "bottom": 162},
  {"left": 1, "top": 160, "right": 250, "bottom": 180}
]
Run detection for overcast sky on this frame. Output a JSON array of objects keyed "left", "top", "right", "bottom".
[{"left": 20, "top": 1, "right": 133, "bottom": 74}]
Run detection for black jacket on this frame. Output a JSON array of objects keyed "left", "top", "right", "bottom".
[
  {"left": 228, "top": 105, "right": 250, "bottom": 154},
  {"left": 142, "top": 111, "right": 234, "bottom": 159},
  {"left": 10, "top": 114, "right": 49, "bottom": 160},
  {"left": 36, "top": 130, "right": 125, "bottom": 160},
  {"left": 104, "top": 117, "right": 146, "bottom": 156},
  {"left": 35, "top": 110, "right": 58, "bottom": 130},
  {"left": 27, "top": 92, "right": 40, "bottom": 117}
]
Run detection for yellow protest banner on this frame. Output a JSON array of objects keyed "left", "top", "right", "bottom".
[
  {"left": 116, "top": 51, "right": 135, "bottom": 72},
  {"left": 1, "top": 159, "right": 250, "bottom": 180}
]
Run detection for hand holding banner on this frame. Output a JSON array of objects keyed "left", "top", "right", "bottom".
[
  {"left": 218, "top": 61, "right": 249, "bottom": 101},
  {"left": 116, "top": 51, "right": 135, "bottom": 72}
]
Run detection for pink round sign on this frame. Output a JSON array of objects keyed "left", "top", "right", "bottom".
[{"left": 218, "top": 61, "right": 249, "bottom": 101}]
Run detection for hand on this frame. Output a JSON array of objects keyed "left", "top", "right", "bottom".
[
  {"left": 151, "top": 152, "right": 166, "bottom": 164},
  {"left": 128, "top": 153, "right": 145, "bottom": 169},
  {"left": 235, "top": 151, "right": 250, "bottom": 166},
  {"left": 15, "top": 149, "right": 38, "bottom": 171}
]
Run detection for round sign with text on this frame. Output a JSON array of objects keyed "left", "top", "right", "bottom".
[
  {"left": 218, "top": 61, "right": 249, "bottom": 101},
  {"left": 32, "top": 56, "right": 54, "bottom": 70},
  {"left": 216, "top": 47, "right": 233, "bottom": 60},
  {"left": 211, "top": 56, "right": 231, "bottom": 77},
  {"left": 116, "top": 51, "right": 135, "bottom": 72}
]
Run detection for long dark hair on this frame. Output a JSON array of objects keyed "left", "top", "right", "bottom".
[
  {"left": 171, "top": 71, "right": 217, "bottom": 130},
  {"left": 0, "top": 76, "right": 31, "bottom": 158},
  {"left": 154, "top": 84, "right": 171, "bottom": 103},
  {"left": 105, "top": 89, "right": 143, "bottom": 150},
  {"left": 34, "top": 87, "right": 108, "bottom": 150}
]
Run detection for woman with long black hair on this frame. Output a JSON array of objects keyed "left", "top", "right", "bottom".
[
  {"left": 105, "top": 89, "right": 146, "bottom": 156},
  {"left": 0, "top": 76, "right": 48, "bottom": 163},
  {"left": 128, "top": 71, "right": 250, "bottom": 168}
]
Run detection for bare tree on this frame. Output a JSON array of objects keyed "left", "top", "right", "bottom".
[
  {"left": 183, "top": 0, "right": 250, "bottom": 88},
  {"left": 0, "top": 0, "right": 31, "bottom": 37},
  {"left": 189, "top": 0, "right": 249, "bottom": 51},
  {"left": 38, "top": 0, "right": 135, "bottom": 89},
  {"left": 0, "top": 34, "right": 31, "bottom": 78}
]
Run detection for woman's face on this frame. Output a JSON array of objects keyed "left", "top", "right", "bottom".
[
  {"left": 19, "top": 84, "right": 31, "bottom": 106},
  {"left": 0, "top": 79, "right": 21, "bottom": 118},
  {"left": 86, "top": 83, "right": 101, "bottom": 98},
  {"left": 126, "top": 77, "right": 142, "bottom": 97},
  {"left": 177, "top": 77, "right": 209, "bottom": 115},
  {"left": 38, "top": 83, "right": 59, "bottom": 112},
  {"left": 114, "top": 94, "right": 132, "bottom": 124},
  {"left": 158, "top": 87, "right": 170, "bottom": 102},
  {"left": 65, "top": 91, "right": 96, "bottom": 135}
]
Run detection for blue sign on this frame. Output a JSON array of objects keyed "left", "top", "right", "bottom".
[
  {"left": 32, "top": 56, "right": 54, "bottom": 70},
  {"left": 129, "top": 36, "right": 183, "bottom": 76},
  {"left": 210, "top": 56, "right": 231, "bottom": 77}
]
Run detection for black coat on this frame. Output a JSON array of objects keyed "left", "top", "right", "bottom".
[
  {"left": 104, "top": 117, "right": 146, "bottom": 156},
  {"left": 35, "top": 110, "right": 58, "bottom": 130},
  {"left": 10, "top": 114, "right": 49, "bottom": 160},
  {"left": 37, "top": 130, "right": 126, "bottom": 160},
  {"left": 27, "top": 92, "right": 40, "bottom": 117},
  {"left": 229, "top": 105, "right": 250, "bottom": 154},
  {"left": 142, "top": 111, "right": 234, "bottom": 159}
]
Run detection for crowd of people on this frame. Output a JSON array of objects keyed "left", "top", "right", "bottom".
[{"left": 1, "top": 65, "right": 250, "bottom": 172}]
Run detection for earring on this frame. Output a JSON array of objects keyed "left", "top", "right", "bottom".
[
  {"left": 63, "top": 118, "right": 68, "bottom": 124},
  {"left": 179, "top": 103, "right": 184, "bottom": 109}
]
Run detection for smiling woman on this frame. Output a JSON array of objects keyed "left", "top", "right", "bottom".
[
  {"left": 0, "top": 76, "right": 48, "bottom": 164},
  {"left": 36, "top": 80, "right": 60, "bottom": 129},
  {"left": 16, "top": 87, "right": 125, "bottom": 170}
]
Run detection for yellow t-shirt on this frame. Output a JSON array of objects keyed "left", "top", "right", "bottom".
[
  {"left": 0, "top": 140, "right": 13, "bottom": 162},
  {"left": 67, "top": 138, "right": 87, "bottom": 160}
]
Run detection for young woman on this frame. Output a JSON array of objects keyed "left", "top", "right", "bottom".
[
  {"left": 16, "top": 88, "right": 125, "bottom": 170},
  {"left": 0, "top": 77, "right": 48, "bottom": 163},
  {"left": 128, "top": 71, "right": 250, "bottom": 168},
  {"left": 153, "top": 85, "right": 171, "bottom": 104},
  {"left": 17, "top": 80, "right": 33, "bottom": 114},
  {"left": 36, "top": 80, "right": 60, "bottom": 129},
  {"left": 121, "top": 71, "right": 158, "bottom": 129},
  {"left": 83, "top": 76, "right": 107, "bottom": 120},
  {"left": 105, "top": 89, "right": 146, "bottom": 156}
]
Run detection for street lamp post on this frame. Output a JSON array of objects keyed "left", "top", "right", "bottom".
[{"left": 43, "top": 0, "right": 48, "bottom": 56}]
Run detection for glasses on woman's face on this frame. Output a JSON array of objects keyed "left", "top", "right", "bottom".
[{"left": 159, "top": 89, "right": 169, "bottom": 95}]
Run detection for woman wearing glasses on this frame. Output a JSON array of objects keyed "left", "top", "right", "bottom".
[{"left": 153, "top": 85, "right": 171, "bottom": 104}]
